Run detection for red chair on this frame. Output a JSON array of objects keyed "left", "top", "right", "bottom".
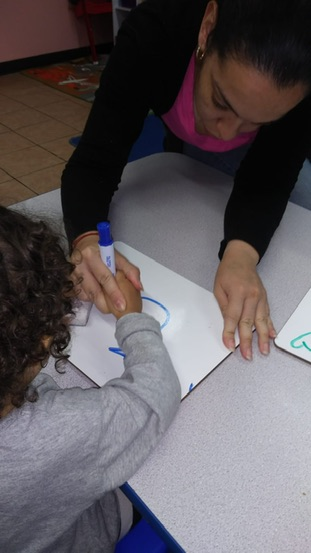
[{"left": 70, "top": 0, "right": 112, "bottom": 63}]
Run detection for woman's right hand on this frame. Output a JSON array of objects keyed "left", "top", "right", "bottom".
[{"left": 71, "top": 234, "right": 143, "bottom": 314}]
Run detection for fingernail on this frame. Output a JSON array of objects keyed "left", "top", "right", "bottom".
[
  {"left": 228, "top": 340, "right": 235, "bottom": 353},
  {"left": 245, "top": 350, "right": 252, "bottom": 361},
  {"left": 262, "top": 344, "right": 269, "bottom": 355},
  {"left": 116, "top": 300, "right": 126, "bottom": 311}
]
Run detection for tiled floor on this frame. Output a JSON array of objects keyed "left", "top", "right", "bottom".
[
  {"left": 2, "top": 70, "right": 310, "bottom": 212},
  {"left": 0, "top": 71, "right": 91, "bottom": 206}
]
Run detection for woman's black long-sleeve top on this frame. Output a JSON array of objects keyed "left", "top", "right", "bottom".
[{"left": 61, "top": 0, "right": 311, "bottom": 259}]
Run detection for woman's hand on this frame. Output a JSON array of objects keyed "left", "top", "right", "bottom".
[
  {"left": 213, "top": 240, "right": 276, "bottom": 360},
  {"left": 71, "top": 234, "right": 143, "bottom": 314}
]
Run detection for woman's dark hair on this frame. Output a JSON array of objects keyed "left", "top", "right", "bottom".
[
  {"left": 208, "top": 0, "right": 311, "bottom": 90},
  {"left": 0, "top": 206, "right": 75, "bottom": 414}
]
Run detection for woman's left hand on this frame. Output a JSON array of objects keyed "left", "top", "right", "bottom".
[{"left": 213, "top": 240, "right": 276, "bottom": 360}]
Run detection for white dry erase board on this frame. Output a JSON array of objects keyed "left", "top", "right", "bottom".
[
  {"left": 69, "top": 242, "right": 233, "bottom": 398},
  {"left": 274, "top": 287, "right": 311, "bottom": 364}
]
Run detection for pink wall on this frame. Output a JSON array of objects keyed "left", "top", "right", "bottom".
[{"left": 0, "top": 0, "right": 113, "bottom": 63}]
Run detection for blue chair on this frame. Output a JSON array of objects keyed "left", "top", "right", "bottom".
[
  {"left": 127, "top": 113, "right": 165, "bottom": 162},
  {"left": 115, "top": 518, "right": 169, "bottom": 553},
  {"left": 69, "top": 112, "right": 165, "bottom": 161}
]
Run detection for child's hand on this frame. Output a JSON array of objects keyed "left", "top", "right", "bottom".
[{"left": 106, "top": 270, "right": 142, "bottom": 320}]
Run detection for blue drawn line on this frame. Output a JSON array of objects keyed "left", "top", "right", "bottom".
[
  {"left": 108, "top": 347, "right": 125, "bottom": 358},
  {"left": 290, "top": 332, "right": 311, "bottom": 352},
  {"left": 141, "top": 296, "right": 170, "bottom": 330},
  {"left": 108, "top": 296, "right": 171, "bottom": 358},
  {"left": 188, "top": 383, "right": 194, "bottom": 392}
]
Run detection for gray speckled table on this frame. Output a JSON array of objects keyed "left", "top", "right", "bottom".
[{"left": 13, "top": 153, "right": 311, "bottom": 553}]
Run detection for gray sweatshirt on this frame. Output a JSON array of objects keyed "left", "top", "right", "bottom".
[{"left": 0, "top": 313, "right": 181, "bottom": 553}]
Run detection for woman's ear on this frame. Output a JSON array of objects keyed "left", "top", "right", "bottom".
[{"left": 198, "top": 0, "right": 218, "bottom": 51}]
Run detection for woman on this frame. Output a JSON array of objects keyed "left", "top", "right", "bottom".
[{"left": 61, "top": 0, "right": 311, "bottom": 360}]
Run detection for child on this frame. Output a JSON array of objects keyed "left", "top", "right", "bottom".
[{"left": 0, "top": 206, "right": 181, "bottom": 553}]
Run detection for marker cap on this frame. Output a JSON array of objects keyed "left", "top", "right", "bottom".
[{"left": 97, "top": 221, "right": 113, "bottom": 247}]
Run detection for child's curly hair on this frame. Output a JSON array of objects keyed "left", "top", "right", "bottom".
[{"left": 0, "top": 206, "right": 75, "bottom": 414}]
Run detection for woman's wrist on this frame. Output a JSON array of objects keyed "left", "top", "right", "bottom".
[
  {"left": 72, "top": 231, "right": 98, "bottom": 249},
  {"left": 224, "top": 240, "right": 260, "bottom": 265}
]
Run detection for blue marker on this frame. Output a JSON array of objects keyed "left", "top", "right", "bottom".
[{"left": 97, "top": 221, "right": 116, "bottom": 275}]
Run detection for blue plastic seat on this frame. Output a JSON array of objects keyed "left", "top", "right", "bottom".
[
  {"left": 115, "top": 518, "right": 169, "bottom": 553},
  {"left": 69, "top": 112, "right": 165, "bottom": 161}
]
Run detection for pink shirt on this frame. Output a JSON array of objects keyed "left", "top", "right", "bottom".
[{"left": 162, "top": 54, "right": 257, "bottom": 153}]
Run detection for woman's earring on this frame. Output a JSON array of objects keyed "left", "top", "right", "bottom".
[{"left": 196, "top": 46, "right": 205, "bottom": 62}]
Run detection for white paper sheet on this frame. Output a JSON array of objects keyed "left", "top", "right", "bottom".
[
  {"left": 69, "top": 242, "right": 233, "bottom": 398},
  {"left": 274, "top": 287, "right": 311, "bottom": 364}
]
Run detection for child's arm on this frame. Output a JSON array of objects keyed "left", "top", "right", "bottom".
[
  {"left": 98, "top": 310, "right": 181, "bottom": 489},
  {"left": 88, "top": 271, "right": 181, "bottom": 488}
]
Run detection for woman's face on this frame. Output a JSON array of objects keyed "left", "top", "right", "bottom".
[{"left": 193, "top": 51, "right": 307, "bottom": 141}]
